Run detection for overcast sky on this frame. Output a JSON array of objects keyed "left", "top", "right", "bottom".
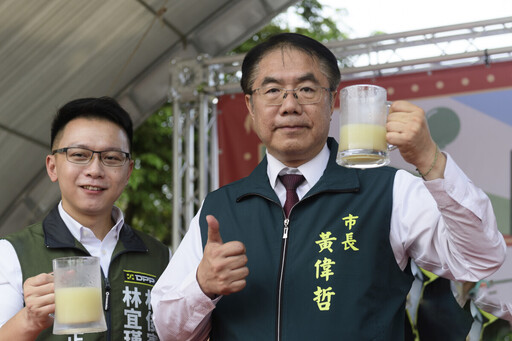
[{"left": 320, "top": 0, "right": 512, "bottom": 38}]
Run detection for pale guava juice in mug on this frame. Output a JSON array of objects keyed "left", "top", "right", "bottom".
[
  {"left": 54, "top": 286, "right": 103, "bottom": 324},
  {"left": 339, "top": 123, "right": 387, "bottom": 163}
]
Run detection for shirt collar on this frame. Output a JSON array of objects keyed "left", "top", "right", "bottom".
[
  {"left": 57, "top": 201, "right": 124, "bottom": 243},
  {"left": 266, "top": 143, "right": 330, "bottom": 190}
]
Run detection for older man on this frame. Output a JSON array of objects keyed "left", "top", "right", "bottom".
[{"left": 152, "top": 33, "right": 505, "bottom": 341}]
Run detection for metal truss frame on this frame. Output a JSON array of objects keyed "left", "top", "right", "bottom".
[{"left": 168, "top": 16, "right": 512, "bottom": 250}]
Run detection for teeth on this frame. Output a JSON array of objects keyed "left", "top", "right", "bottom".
[{"left": 83, "top": 186, "right": 102, "bottom": 191}]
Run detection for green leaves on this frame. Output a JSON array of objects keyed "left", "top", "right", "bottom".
[
  {"left": 116, "top": 105, "right": 174, "bottom": 246},
  {"left": 232, "top": 0, "right": 347, "bottom": 54}
]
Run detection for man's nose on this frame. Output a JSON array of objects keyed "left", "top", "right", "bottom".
[
  {"left": 85, "top": 153, "right": 105, "bottom": 175},
  {"left": 280, "top": 90, "right": 302, "bottom": 113}
]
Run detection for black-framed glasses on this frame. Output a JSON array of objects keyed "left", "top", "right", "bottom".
[
  {"left": 251, "top": 86, "right": 332, "bottom": 105},
  {"left": 52, "top": 147, "right": 131, "bottom": 167}
]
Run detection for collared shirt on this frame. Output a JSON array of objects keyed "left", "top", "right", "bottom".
[
  {"left": 0, "top": 202, "right": 125, "bottom": 327},
  {"left": 58, "top": 202, "right": 124, "bottom": 275},
  {"left": 151, "top": 143, "right": 506, "bottom": 341},
  {"left": 267, "top": 143, "right": 330, "bottom": 207}
]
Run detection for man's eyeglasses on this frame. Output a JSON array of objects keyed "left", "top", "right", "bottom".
[
  {"left": 251, "top": 86, "right": 332, "bottom": 106},
  {"left": 52, "top": 147, "right": 131, "bottom": 167}
]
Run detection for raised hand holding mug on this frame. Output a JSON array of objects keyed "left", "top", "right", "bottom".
[{"left": 337, "top": 84, "right": 394, "bottom": 169}]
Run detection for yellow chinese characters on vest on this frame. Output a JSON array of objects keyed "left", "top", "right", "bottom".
[{"left": 312, "top": 214, "right": 360, "bottom": 311}]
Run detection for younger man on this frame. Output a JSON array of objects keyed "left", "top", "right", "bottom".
[{"left": 0, "top": 97, "right": 170, "bottom": 340}]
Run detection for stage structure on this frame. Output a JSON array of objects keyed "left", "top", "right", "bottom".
[{"left": 168, "top": 16, "right": 512, "bottom": 251}]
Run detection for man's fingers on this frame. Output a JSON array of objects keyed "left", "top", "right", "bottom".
[
  {"left": 218, "top": 279, "right": 247, "bottom": 296},
  {"left": 24, "top": 284, "right": 55, "bottom": 310},
  {"left": 206, "top": 215, "right": 223, "bottom": 245},
  {"left": 229, "top": 265, "right": 249, "bottom": 279},
  {"left": 214, "top": 268, "right": 249, "bottom": 296},
  {"left": 24, "top": 274, "right": 55, "bottom": 300},
  {"left": 33, "top": 291, "right": 55, "bottom": 306},
  {"left": 25, "top": 273, "right": 54, "bottom": 287},
  {"left": 389, "top": 99, "right": 418, "bottom": 113},
  {"left": 221, "top": 241, "right": 246, "bottom": 257},
  {"left": 228, "top": 252, "right": 248, "bottom": 270}
]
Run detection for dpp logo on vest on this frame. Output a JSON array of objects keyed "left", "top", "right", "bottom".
[{"left": 123, "top": 270, "right": 156, "bottom": 286}]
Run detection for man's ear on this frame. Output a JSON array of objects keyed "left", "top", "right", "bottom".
[
  {"left": 245, "top": 94, "right": 255, "bottom": 120},
  {"left": 330, "top": 91, "right": 338, "bottom": 114},
  {"left": 125, "top": 159, "right": 134, "bottom": 186},
  {"left": 46, "top": 154, "right": 58, "bottom": 183}
]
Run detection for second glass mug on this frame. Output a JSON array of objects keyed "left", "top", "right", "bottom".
[{"left": 52, "top": 256, "right": 107, "bottom": 335}]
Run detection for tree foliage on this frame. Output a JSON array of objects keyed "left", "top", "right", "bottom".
[
  {"left": 119, "top": 0, "right": 348, "bottom": 246},
  {"left": 233, "top": 0, "right": 347, "bottom": 54},
  {"left": 117, "top": 105, "right": 174, "bottom": 245}
]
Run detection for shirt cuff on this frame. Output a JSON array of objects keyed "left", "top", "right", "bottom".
[
  {"left": 423, "top": 152, "right": 485, "bottom": 219},
  {"left": 181, "top": 270, "right": 218, "bottom": 311}
]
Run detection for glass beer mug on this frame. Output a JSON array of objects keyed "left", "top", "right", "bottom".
[
  {"left": 337, "top": 84, "right": 394, "bottom": 168},
  {"left": 52, "top": 256, "right": 107, "bottom": 335}
]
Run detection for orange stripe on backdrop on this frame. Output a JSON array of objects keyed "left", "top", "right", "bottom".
[{"left": 337, "top": 60, "right": 512, "bottom": 102}]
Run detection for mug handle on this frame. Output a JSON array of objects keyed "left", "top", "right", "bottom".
[{"left": 386, "top": 101, "right": 397, "bottom": 151}]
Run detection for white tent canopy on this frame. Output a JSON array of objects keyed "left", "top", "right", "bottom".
[
  {"left": 2, "top": 1, "right": 512, "bottom": 240},
  {"left": 0, "top": 0, "right": 298, "bottom": 236}
]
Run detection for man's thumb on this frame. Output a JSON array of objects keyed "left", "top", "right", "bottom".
[{"left": 206, "top": 215, "right": 223, "bottom": 244}]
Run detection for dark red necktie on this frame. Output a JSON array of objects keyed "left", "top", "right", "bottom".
[{"left": 279, "top": 174, "right": 305, "bottom": 218}]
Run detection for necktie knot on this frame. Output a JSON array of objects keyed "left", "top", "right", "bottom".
[
  {"left": 279, "top": 174, "right": 305, "bottom": 191},
  {"left": 279, "top": 174, "right": 305, "bottom": 218}
]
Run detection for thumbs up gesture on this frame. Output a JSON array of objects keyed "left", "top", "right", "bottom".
[{"left": 197, "top": 215, "right": 249, "bottom": 299}]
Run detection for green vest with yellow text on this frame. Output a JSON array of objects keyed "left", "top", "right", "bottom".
[{"left": 4, "top": 205, "right": 170, "bottom": 341}]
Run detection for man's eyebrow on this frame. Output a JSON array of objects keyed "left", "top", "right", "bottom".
[
  {"left": 260, "top": 77, "right": 279, "bottom": 87},
  {"left": 259, "top": 73, "right": 320, "bottom": 88},
  {"left": 297, "top": 73, "right": 320, "bottom": 84},
  {"left": 66, "top": 144, "right": 124, "bottom": 152},
  {"left": 65, "top": 144, "right": 89, "bottom": 149}
]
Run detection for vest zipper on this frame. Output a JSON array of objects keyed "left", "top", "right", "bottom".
[
  {"left": 103, "top": 273, "right": 112, "bottom": 341},
  {"left": 104, "top": 276, "right": 111, "bottom": 311},
  {"left": 237, "top": 187, "right": 359, "bottom": 340},
  {"left": 276, "top": 217, "right": 290, "bottom": 341}
]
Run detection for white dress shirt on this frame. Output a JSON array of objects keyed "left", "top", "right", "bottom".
[
  {"left": 0, "top": 202, "right": 124, "bottom": 327},
  {"left": 151, "top": 144, "right": 506, "bottom": 341}
]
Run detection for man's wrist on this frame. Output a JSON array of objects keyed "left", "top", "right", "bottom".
[{"left": 416, "top": 145, "right": 439, "bottom": 178}]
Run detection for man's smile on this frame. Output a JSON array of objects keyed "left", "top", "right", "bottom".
[{"left": 81, "top": 185, "right": 105, "bottom": 191}]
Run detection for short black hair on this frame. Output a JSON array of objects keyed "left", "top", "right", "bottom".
[
  {"left": 50, "top": 97, "right": 133, "bottom": 151},
  {"left": 240, "top": 33, "right": 341, "bottom": 94}
]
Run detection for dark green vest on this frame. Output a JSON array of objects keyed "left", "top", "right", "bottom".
[
  {"left": 4, "top": 206, "right": 170, "bottom": 341},
  {"left": 471, "top": 301, "right": 512, "bottom": 341},
  {"left": 200, "top": 138, "right": 414, "bottom": 340},
  {"left": 404, "top": 268, "right": 473, "bottom": 340},
  {"left": 480, "top": 316, "right": 512, "bottom": 340}
]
